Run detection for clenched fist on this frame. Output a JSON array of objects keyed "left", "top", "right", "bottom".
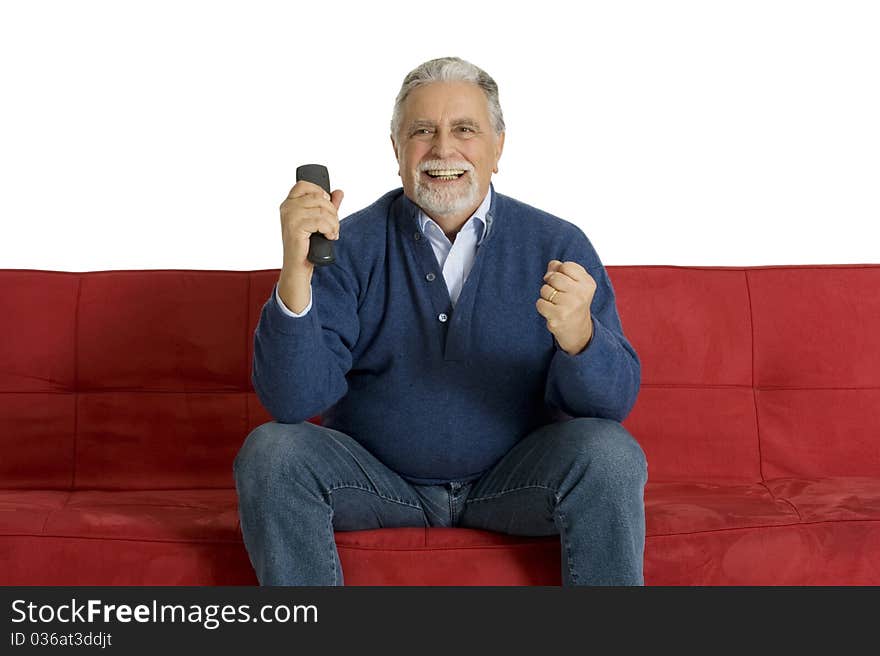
[{"left": 535, "top": 260, "right": 596, "bottom": 356}]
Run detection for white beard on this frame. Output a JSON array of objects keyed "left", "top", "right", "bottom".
[{"left": 412, "top": 170, "right": 480, "bottom": 218}]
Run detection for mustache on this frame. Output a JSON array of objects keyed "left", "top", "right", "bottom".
[{"left": 417, "top": 160, "right": 474, "bottom": 172}]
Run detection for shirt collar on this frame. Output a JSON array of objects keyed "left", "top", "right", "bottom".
[{"left": 416, "top": 186, "right": 493, "bottom": 245}]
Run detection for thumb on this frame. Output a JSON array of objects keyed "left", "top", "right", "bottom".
[
  {"left": 330, "top": 189, "right": 344, "bottom": 210},
  {"left": 547, "top": 259, "right": 562, "bottom": 273}
]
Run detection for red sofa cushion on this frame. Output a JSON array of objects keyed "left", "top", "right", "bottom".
[
  {"left": 749, "top": 267, "right": 880, "bottom": 478},
  {"left": 612, "top": 267, "right": 758, "bottom": 482},
  {"left": 3, "top": 478, "right": 880, "bottom": 585},
  {"left": 0, "top": 272, "right": 79, "bottom": 488}
]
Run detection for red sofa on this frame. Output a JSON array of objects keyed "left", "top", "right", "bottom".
[{"left": 2, "top": 265, "right": 879, "bottom": 585}]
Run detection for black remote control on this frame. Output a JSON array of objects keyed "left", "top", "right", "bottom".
[{"left": 295, "top": 164, "right": 335, "bottom": 266}]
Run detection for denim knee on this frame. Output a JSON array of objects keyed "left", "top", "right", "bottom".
[
  {"left": 233, "top": 421, "right": 312, "bottom": 484},
  {"left": 556, "top": 417, "right": 648, "bottom": 486}
]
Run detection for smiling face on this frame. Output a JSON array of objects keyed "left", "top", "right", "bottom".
[{"left": 392, "top": 81, "right": 505, "bottom": 229}]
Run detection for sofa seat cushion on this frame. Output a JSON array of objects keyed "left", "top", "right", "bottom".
[
  {"left": 0, "top": 489, "right": 253, "bottom": 585},
  {"left": 3, "top": 478, "right": 879, "bottom": 585},
  {"left": 644, "top": 477, "right": 880, "bottom": 585},
  {"left": 645, "top": 481, "right": 801, "bottom": 535},
  {"left": 0, "top": 489, "right": 563, "bottom": 585},
  {"left": 646, "top": 478, "right": 880, "bottom": 536},
  {"left": 333, "top": 528, "right": 562, "bottom": 585},
  {"left": 0, "top": 490, "right": 241, "bottom": 542},
  {"left": 764, "top": 477, "right": 880, "bottom": 522},
  {"left": 6, "top": 479, "right": 879, "bottom": 544},
  {"left": 0, "top": 490, "right": 70, "bottom": 534}
]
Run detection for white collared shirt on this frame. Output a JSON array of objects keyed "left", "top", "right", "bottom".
[
  {"left": 277, "top": 189, "right": 492, "bottom": 316},
  {"left": 416, "top": 189, "right": 491, "bottom": 307}
]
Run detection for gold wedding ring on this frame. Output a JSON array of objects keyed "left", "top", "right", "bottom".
[{"left": 548, "top": 289, "right": 559, "bottom": 303}]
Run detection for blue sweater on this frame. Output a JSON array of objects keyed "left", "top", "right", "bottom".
[{"left": 252, "top": 184, "right": 641, "bottom": 484}]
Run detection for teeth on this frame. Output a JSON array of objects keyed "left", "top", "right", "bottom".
[{"left": 426, "top": 169, "right": 465, "bottom": 177}]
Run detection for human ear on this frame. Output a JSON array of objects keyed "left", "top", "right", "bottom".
[{"left": 493, "top": 131, "right": 505, "bottom": 173}]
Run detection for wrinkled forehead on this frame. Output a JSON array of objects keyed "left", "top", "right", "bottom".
[{"left": 401, "top": 81, "right": 491, "bottom": 127}]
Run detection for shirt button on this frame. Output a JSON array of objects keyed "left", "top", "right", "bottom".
[
  {"left": 426, "top": 273, "right": 436, "bottom": 282},
  {"left": 438, "top": 313, "right": 448, "bottom": 323}
]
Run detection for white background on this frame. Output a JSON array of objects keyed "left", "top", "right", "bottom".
[{"left": 1, "top": 0, "right": 877, "bottom": 270}]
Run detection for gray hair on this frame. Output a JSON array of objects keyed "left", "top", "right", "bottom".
[{"left": 390, "top": 56, "right": 506, "bottom": 142}]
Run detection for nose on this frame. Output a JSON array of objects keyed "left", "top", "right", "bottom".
[{"left": 430, "top": 130, "right": 456, "bottom": 159}]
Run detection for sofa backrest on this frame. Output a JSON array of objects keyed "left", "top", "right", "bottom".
[
  {"left": 615, "top": 265, "right": 880, "bottom": 482},
  {"left": 0, "top": 270, "right": 276, "bottom": 490},
  {"left": 1, "top": 265, "right": 878, "bottom": 490}
]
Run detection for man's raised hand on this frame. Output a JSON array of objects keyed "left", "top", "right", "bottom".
[{"left": 535, "top": 260, "right": 596, "bottom": 356}]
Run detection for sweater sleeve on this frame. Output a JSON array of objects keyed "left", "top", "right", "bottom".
[
  {"left": 544, "top": 231, "right": 641, "bottom": 422},
  {"left": 252, "top": 264, "right": 360, "bottom": 424}
]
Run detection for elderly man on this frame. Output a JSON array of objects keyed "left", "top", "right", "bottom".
[{"left": 234, "top": 56, "right": 647, "bottom": 586}]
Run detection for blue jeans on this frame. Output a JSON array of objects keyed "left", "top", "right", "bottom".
[{"left": 233, "top": 417, "right": 648, "bottom": 586}]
